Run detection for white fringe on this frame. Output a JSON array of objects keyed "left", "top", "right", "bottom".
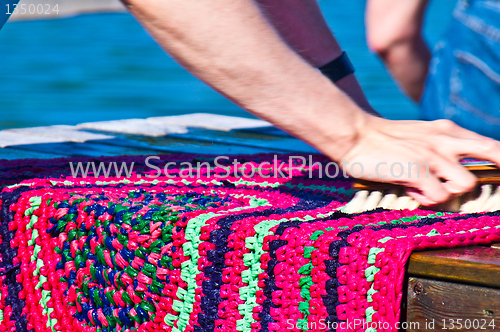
[{"left": 341, "top": 185, "right": 499, "bottom": 214}]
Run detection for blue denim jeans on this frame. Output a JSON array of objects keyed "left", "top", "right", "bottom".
[{"left": 420, "top": 0, "right": 500, "bottom": 139}]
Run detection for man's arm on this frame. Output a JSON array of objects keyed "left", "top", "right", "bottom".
[
  {"left": 120, "top": 0, "right": 364, "bottom": 160},
  {"left": 121, "top": 0, "right": 500, "bottom": 205},
  {"left": 255, "top": 0, "right": 377, "bottom": 115},
  {"left": 366, "top": 0, "right": 431, "bottom": 102}
]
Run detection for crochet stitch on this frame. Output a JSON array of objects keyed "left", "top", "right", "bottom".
[{"left": 0, "top": 154, "right": 499, "bottom": 332}]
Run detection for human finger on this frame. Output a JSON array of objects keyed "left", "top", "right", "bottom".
[
  {"left": 404, "top": 155, "right": 476, "bottom": 205},
  {"left": 431, "top": 119, "right": 487, "bottom": 140},
  {"left": 436, "top": 137, "right": 500, "bottom": 166}
]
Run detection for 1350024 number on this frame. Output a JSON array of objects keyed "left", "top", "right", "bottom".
[
  {"left": 6, "top": 4, "right": 60, "bottom": 15},
  {"left": 442, "top": 319, "right": 495, "bottom": 330}
]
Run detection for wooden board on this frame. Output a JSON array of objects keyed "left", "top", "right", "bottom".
[
  {"left": 98, "top": 135, "right": 281, "bottom": 155},
  {"left": 237, "top": 126, "right": 291, "bottom": 137},
  {"left": 77, "top": 119, "right": 188, "bottom": 137},
  {"left": 10, "top": 141, "right": 164, "bottom": 157},
  {"left": 77, "top": 117, "right": 311, "bottom": 152},
  {"left": 149, "top": 113, "right": 272, "bottom": 131},
  {"left": 0, "top": 147, "right": 64, "bottom": 160},
  {"left": 7, "top": 125, "right": 115, "bottom": 142},
  {"left": 0, "top": 114, "right": 306, "bottom": 158},
  {"left": 8, "top": 134, "right": 275, "bottom": 157},
  {"left": 165, "top": 128, "right": 317, "bottom": 153},
  {"left": 0, "top": 131, "right": 68, "bottom": 148},
  {"left": 406, "top": 277, "right": 499, "bottom": 331},
  {"left": 407, "top": 245, "right": 500, "bottom": 288}
]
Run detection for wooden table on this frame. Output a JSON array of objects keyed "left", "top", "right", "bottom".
[
  {"left": 0, "top": 113, "right": 316, "bottom": 160},
  {"left": 406, "top": 244, "right": 500, "bottom": 331},
  {"left": 1, "top": 113, "right": 499, "bottom": 331}
]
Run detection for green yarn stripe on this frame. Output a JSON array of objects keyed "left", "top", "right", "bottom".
[
  {"left": 363, "top": 212, "right": 448, "bottom": 332},
  {"left": 295, "top": 227, "right": 337, "bottom": 332},
  {"left": 26, "top": 197, "right": 58, "bottom": 332},
  {"left": 364, "top": 247, "right": 385, "bottom": 332}
]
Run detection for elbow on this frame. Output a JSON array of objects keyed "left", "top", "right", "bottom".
[
  {"left": 366, "top": 33, "right": 421, "bottom": 60},
  {"left": 366, "top": 27, "right": 420, "bottom": 59},
  {"left": 119, "top": 0, "right": 140, "bottom": 8},
  {"left": 366, "top": 34, "right": 392, "bottom": 58}
]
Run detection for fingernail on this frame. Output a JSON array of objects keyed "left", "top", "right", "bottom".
[
  {"left": 408, "top": 191, "right": 437, "bottom": 206},
  {"left": 423, "top": 198, "right": 437, "bottom": 206},
  {"left": 443, "top": 183, "right": 463, "bottom": 194}
]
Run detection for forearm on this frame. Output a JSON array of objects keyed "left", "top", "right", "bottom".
[
  {"left": 121, "top": 0, "right": 370, "bottom": 160},
  {"left": 366, "top": 0, "right": 431, "bottom": 102},
  {"left": 255, "top": 0, "right": 378, "bottom": 115}
]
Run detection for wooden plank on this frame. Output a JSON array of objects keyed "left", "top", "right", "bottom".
[
  {"left": 10, "top": 134, "right": 275, "bottom": 157},
  {"left": 149, "top": 113, "right": 272, "bottom": 131},
  {"left": 407, "top": 245, "right": 500, "bottom": 288},
  {"left": 406, "top": 277, "right": 499, "bottom": 332},
  {"left": 77, "top": 119, "right": 188, "bottom": 137},
  {"left": 0, "top": 147, "right": 64, "bottom": 160},
  {"left": 98, "top": 135, "right": 280, "bottom": 155},
  {"left": 0, "top": 131, "right": 68, "bottom": 148},
  {"left": 77, "top": 117, "right": 310, "bottom": 152},
  {"left": 237, "top": 126, "right": 291, "bottom": 137},
  {"left": 1, "top": 114, "right": 304, "bottom": 158},
  {"left": 165, "top": 128, "right": 317, "bottom": 153},
  {"left": 10, "top": 141, "right": 164, "bottom": 157},
  {"left": 7, "top": 125, "right": 115, "bottom": 143}
]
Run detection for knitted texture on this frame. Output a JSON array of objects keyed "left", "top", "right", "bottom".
[{"left": 0, "top": 154, "right": 499, "bottom": 332}]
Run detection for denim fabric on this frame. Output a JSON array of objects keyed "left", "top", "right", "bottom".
[{"left": 420, "top": 0, "right": 500, "bottom": 139}]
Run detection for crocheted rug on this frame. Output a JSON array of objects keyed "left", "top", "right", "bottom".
[{"left": 1, "top": 154, "right": 499, "bottom": 332}]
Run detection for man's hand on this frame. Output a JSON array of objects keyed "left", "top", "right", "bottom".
[
  {"left": 366, "top": 0, "right": 431, "bottom": 102},
  {"left": 332, "top": 116, "right": 500, "bottom": 206}
]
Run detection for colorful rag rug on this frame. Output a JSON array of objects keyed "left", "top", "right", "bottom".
[{"left": 0, "top": 154, "right": 499, "bottom": 332}]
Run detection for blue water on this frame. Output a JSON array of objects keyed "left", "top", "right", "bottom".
[{"left": 0, "top": 0, "right": 456, "bottom": 129}]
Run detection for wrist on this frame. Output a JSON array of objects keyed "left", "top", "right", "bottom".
[
  {"left": 250, "top": 70, "right": 375, "bottom": 162},
  {"left": 287, "top": 86, "right": 374, "bottom": 162},
  {"left": 313, "top": 105, "right": 373, "bottom": 162}
]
